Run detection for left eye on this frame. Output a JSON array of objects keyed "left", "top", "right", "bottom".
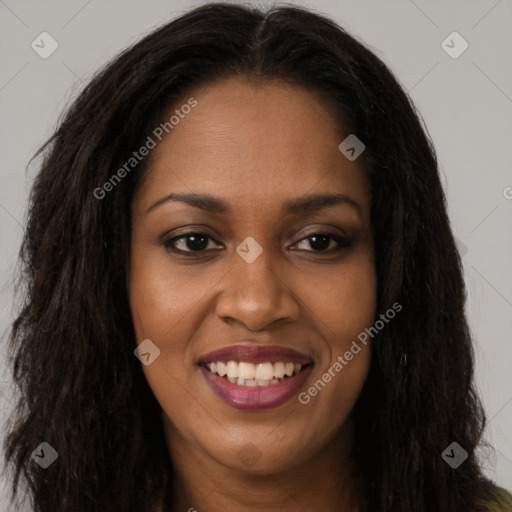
[{"left": 290, "top": 232, "right": 350, "bottom": 252}]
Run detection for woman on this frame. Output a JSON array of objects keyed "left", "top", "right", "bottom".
[{"left": 2, "top": 3, "right": 511, "bottom": 511}]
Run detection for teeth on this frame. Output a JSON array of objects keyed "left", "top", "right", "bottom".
[
  {"left": 226, "top": 361, "right": 238, "bottom": 379},
  {"left": 274, "top": 362, "right": 285, "bottom": 378},
  {"left": 217, "top": 361, "right": 227, "bottom": 377},
  {"left": 255, "top": 362, "right": 273, "bottom": 381},
  {"left": 205, "top": 360, "right": 306, "bottom": 385},
  {"left": 239, "top": 362, "right": 255, "bottom": 380}
]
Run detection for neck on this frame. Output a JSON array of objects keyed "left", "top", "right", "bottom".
[{"left": 163, "top": 417, "right": 360, "bottom": 512}]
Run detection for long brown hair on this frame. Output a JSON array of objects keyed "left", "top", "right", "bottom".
[{"left": 3, "top": 3, "right": 502, "bottom": 510}]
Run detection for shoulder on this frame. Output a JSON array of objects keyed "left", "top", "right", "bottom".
[{"left": 482, "top": 487, "right": 512, "bottom": 512}]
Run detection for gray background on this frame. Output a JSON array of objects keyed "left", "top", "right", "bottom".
[{"left": 1, "top": 0, "right": 511, "bottom": 508}]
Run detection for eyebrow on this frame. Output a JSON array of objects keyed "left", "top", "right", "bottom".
[{"left": 145, "top": 192, "right": 362, "bottom": 216}]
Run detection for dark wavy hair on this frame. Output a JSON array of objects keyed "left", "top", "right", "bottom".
[{"left": 2, "top": 2, "right": 504, "bottom": 511}]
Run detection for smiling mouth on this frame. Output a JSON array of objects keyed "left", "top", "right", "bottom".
[{"left": 199, "top": 361, "right": 312, "bottom": 387}]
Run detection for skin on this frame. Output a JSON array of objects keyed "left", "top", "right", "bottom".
[{"left": 129, "top": 76, "right": 377, "bottom": 512}]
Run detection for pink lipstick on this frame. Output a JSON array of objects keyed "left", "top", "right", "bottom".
[{"left": 198, "top": 344, "right": 314, "bottom": 411}]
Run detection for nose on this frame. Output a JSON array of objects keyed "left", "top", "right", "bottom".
[{"left": 215, "top": 247, "right": 300, "bottom": 331}]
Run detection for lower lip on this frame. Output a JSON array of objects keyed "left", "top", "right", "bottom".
[{"left": 199, "top": 365, "right": 313, "bottom": 411}]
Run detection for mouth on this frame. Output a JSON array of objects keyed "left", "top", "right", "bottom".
[
  {"left": 199, "top": 360, "right": 311, "bottom": 387},
  {"left": 197, "top": 344, "right": 314, "bottom": 410}
]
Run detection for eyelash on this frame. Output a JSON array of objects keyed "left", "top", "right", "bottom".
[{"left": 162, "top": 231, "right": 351, "bottom": 256}]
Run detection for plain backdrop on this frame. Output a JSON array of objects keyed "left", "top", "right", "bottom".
[{"left": 1, "top": 0, "right": 511, "bottom": 508}]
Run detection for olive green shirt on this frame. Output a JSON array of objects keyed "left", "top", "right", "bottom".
[
  {"left": 484, "top": 486, "right": 512, "bottom": 511},
  {"left": 155, "top": 486, "right": 512, "bottom": 511}
]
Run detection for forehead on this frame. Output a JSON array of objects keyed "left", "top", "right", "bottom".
[{"left": 135, "top": 77, "right": 369, "bottom": 212}]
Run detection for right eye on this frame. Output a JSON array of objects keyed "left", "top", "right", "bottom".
[{"left": 163, "top": 232, "right": 223, "bottom": 255}]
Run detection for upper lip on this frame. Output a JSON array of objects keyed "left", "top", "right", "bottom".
[{"left": 198, "top": 344, "right": 314, "bottom": 365}]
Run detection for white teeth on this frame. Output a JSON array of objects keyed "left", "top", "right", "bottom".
[
  {"left": 255, "top": 362, "right": 274, "bottom": 381},
  {"left": 239, "top": 362, "right": 255, "bottom": 380},
  {"left": 205, "top": 360, "right": 307, "bottom": 386},
  {"left": 274, "top": 362, "right": 285, "bottom": 378},
  {"left": 217, "top": 361, "right": 227, "bottom": 377},
  {"left": 226, "top": 361, "right": 238, "bottom": 379}
]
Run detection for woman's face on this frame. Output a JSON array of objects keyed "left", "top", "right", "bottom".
[{"left": 129, "top": 76, "right": 376, "bottom": 474}]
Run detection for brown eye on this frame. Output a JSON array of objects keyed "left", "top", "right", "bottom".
[
  {"left": 163, "top": 232, "right": 222, "bottom": 254},
  {"left": 290, "top": 232, "right": 351, "bottom": 253}
]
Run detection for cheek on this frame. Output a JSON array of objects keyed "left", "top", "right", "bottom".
[
  {"left": 300, "top": 254, "right": 376, "bottom": 416},
  {"left": 128, "top": 251, "right": 193, "bottom": 409},
  {"left": 130, "top": 256, "right": 190, "bottom": 315},
  {"left": 304, "top": 252, "right": 377, "bottom": 343},
  {"left": 128, "top": 246, "right": 212, "bottom": 342}
]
